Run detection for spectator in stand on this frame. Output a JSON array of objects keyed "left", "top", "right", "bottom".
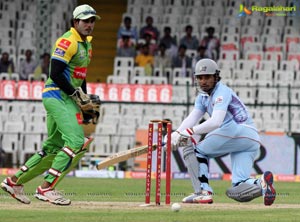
[
  {"left": 34, "top": 52, "right": 50, "bottom": 79},
  {"left": 179, "top": 25, "right": 199, "bottom": 51},
  {"left": 171, "top": 44, "right": 192, "bottom": 77},
  {"left": 0, "top": 52, "right": 15, "bottom": 73},
  {"left": 195, "top": 46, "right": 209, "bottom": 61},
  {"left": 200, "top": 26, "right": 220, "bottom": 60},
  {"left": 159, "top": 26, "right": 177, "bottom": 49},
  {"left": 135, "top": 43, "right": 154, "bottom": 76},
  {"left": 117, "top": 30, "right": 136, "bottom": 49},
  {"left": 154, "top": 43, "right": 171, "bottom": 73},
  {"left": 116, "top": 33, "right": 136, "bottom": 57},
  {"left": 117, "top": 16, "right": 138, "bottom": 42},
  {"left": 141, "top": 31, "right": 158, "bottom": 56},
  {"left": 18, "top": 49, "right": 37, "bottom": 80},
  {"left": 139, "top": 16, "right": 160, "bottom": 41},
  {"left": 159, "top": 26, "right": 177, "bottom": 58}
]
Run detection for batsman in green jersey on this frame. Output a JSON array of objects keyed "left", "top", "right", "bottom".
[{"left": 1, "top": 4, "right": 101, "bottom": 205}]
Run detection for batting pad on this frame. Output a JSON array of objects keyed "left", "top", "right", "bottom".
[
  {"left": 226, "top": 183, "right": 262, "bottom": 202},
  {"left": 183, "top": 146, "right": 201, "bottom": 193},
  {"left": 17, "top": 137, "right": 93, "bottom": 187},
  {"left": 51, "top": 137, "right": 93, "bottom": 188},
  {"left": 51, "top": 150, "right": 87, "bottom": 188},
  {"left": 16, "top": 154, "right": 56, "bottom": 185}
]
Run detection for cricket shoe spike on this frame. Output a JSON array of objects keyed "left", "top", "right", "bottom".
[
  {"left": 1, "top": 177, "right": 31, "bottom": 204},
  {"left": 192, "top": 190, "right": 213, "bottom": 204},
  {"left": 261, "top": 171, "right": 276, "bottom": 206},
  {"left": 34, "top": 186, "right": 71, "bottom": 205}
]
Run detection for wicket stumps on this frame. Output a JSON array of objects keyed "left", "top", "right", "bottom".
[{"left": 145, "top": 119, "right": 172, "bottom": 205}]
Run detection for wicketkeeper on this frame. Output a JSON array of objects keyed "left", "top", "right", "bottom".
[
  {"left": 1, "top": 4, "right": 101, "bottom": 205},
  {"left": 165, "top": 59, "right": 276, "bottom": 205}
]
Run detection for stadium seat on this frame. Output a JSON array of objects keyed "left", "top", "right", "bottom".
[
  {"left": 131, "top": 76, "right": 152, "bottom": 84},
  {"left": 172, "top": 77, "right": 193, "bottom": 86},
  {"left": 259, "top": 60, "right": 279, "bottom": 71},
  {"left": 265, "top": 16, "right": 285, "bottom": 27},
  {"left": 232, "top": 70, "right": 252, "bottom": 80},
  {"left": 262, "top": 26, "right": 282, "bottom": 36},
  {"left": 219, "top": 50, "right": 239, "bottom": 60},
  {"left": 245, "top": 50, "right": 263, "bottom": 62},
  {"left": 256, "top": 88, "right": 278, "bottom": 105},
  {"left": 107, "top": 75, "right": 128, "bottom": 84},
  {"left": 87, "top": 135, "right": 115, "bottom": 156},
  {"left": 2, "top": 121, "right": 25, "bottom": 166},
  {"left": 264, "top": 51, "right": 283, "bottom": 62},
  {"left": 114, "top": 57, "right": 135, "bottom": 68},
  {"left": 0, "top": 72, "right": 10, "bottom": 80},
  {"left": 20, "top": 122, "right": 45, "bottom": 164},
  {"left": 235, "top": 59, "right": 257, "bottom": 71},
  {"left": 221, "top": 25, "right": 240, "bottom": 35},
  {"left": 234, "top": 87, "right": 255, "bottom": 104},
  {"left": 279, "top": 60, "right": 299, "bottom": 71},
  {"left": 244, "top": 16, "right": 264, "bottom": 27},
  {"left": 242, "top": 42, "right": 263, "bottom": 59},
  {"left": 240, "top": 34, "right": 260, "bottom": 49},
  {"left": 115, "top": 135, "right": 135, "bottom": 152},
  {"left": 113, "top": 67, "right": 133, "bottom": 83},
  {"left": 287, "top": 53, "right": 300, "bottom": 65},
  {"left": 284, "top": 35, "right": 300, "bottom": 52},
  {"left": 274, "top": 70, "right": 294, "bottom": 86},
  {"left": 220, "top": 68, "right": 232, "bottom": 79},
  {"left": 150, "top": 76, "right": 168, "bottom": 84},
  {"left": 241, "top": 26, "right": 261, "bottom": 36},
  {"left": 132, "top": 66, "right": 146, "bottom": 77},
  {"left": 217, "top": 59, "right": 236, "bottom": 70},
  {"left": 253, "top": 70, "right": 274, "bottom": 85}
]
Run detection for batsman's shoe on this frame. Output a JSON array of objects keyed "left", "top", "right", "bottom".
[
  {"left": 34, "top": 186, "right": 71, "bottom": 206},
  {"left": 1, "top": 177, "right": 31, "bottom": 204},
  {"left": 261, "top": 171, "right": 276, "bottom": 206},
  {"left": 192, "top": 190, "right": 213, "bottom": 204},
  {"left": 182, "top": 193, "right": 200, "bottom": 203}
]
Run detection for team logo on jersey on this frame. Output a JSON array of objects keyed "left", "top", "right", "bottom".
[
  {"left": 79, "top": 49, "right": 85, "bottom": 59},
  {"left": 74, "top": 67, "right": 87, "bottom": 79},
  {"left": 58, "top": 39, "right": 71, "bottom": 50},
  {"left": 215, "top": 96, "right": 223, "bottom": 104},
  {"left": 54, "top": 48, "right": 65, "bottom": 57}
]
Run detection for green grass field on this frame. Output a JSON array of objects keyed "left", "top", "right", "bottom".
[{"left": 0, "top": 175, "right": 299, "bottom": 222}]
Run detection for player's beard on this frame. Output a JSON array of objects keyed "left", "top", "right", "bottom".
[
  {"left": 82, "top": 29, "right": 93, "bottom": 36},
  {"left": 78, "top": 26, "right": 93, "bottom": 37}
]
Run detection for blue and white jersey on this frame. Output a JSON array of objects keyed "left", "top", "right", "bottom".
[{"left": 194, "top": 82, "right": 254, "bottom": 127}]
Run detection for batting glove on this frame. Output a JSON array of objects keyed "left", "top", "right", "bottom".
[
  {"left": 179, "top": 128, "right": 197, "bottom": 145},
  {"left": 169, "top": 131, "right": 181, "bottom": 151}
]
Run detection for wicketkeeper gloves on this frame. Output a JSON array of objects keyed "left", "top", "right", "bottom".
[
  {"left": 70, "top": 87, "right": 93, "bottom": 111},
  {"left": 71, "top": 87, "right": 101, "bottom": 124},
  {"left": 82, "top": 94, "right": 101, "bottom": 124}
]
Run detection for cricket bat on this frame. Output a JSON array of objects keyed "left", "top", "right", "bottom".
[{"left": 96, "top": 144, "right": 158, "bottom": 170}]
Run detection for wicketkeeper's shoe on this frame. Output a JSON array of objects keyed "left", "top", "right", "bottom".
[
  {"left": 261, "top": 171, "right": 276, "bottom": 206},
  {"left": 1, "top": 177, "right": 31, "bottom": 204},
  {"left": 34, "top": 186, "right": 71, "bottom": 206},
  {"left": 192, "top": 190, "right": 213, "bottom": 204}
]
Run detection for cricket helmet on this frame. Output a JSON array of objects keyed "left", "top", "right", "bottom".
[{"left": 194, "top": 59, "right": 220, "bottom": 76}]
